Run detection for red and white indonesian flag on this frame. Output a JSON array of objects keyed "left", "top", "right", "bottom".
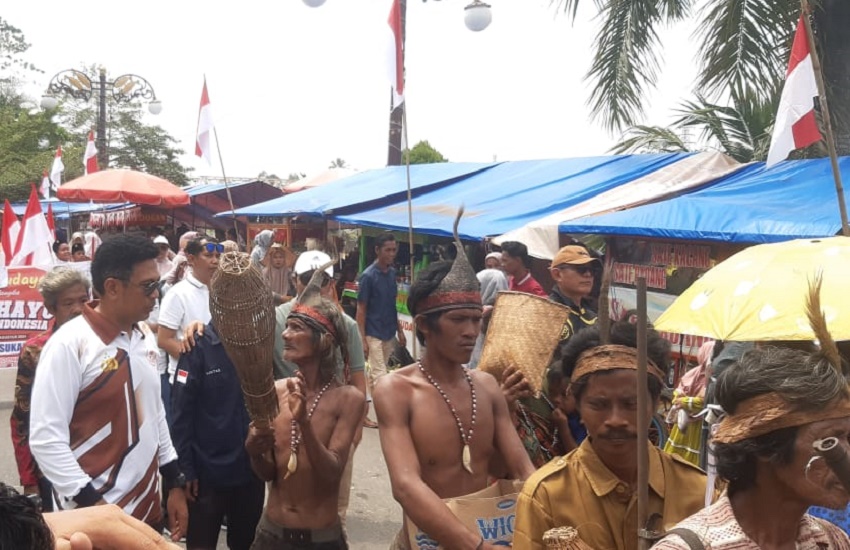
[
  {"left": 387, "top": 0, "right": 404, "bottom": 109},
  {"left": 2, "top": 199, "right": 20, "bottom": 267},
  {"left": 195, "top": 79, "right": 215, "bottom": 166},
  {"left": 39, "top": 169, "right": 50, "bottom": 199},
  {"left": 11, "top": 185, "right": 53, "bottom": 267},
  {"left": 766, "top": 16, "right": 823, "bottom": 167},
  {"left": 84, "top": 131, "right": 98, "bottom": 174},
  {"left": 50, "top": 145, "right": 64, "bottom": 191}
]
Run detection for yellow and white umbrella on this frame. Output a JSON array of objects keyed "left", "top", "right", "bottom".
[{"left": 655, "top": 237, "right": 850, "bottom": 341}]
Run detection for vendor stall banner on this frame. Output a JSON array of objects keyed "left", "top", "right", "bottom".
[
  {"left": 0, "top": 262, "right": 91, "bottom": 368},
  {"left": 89, "top": 206, "right": 167, "bottom": 229}
]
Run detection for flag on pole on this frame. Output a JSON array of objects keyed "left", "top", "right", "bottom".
[
  {"left": 50, "top": 145, "right": 64, "bottom": 191},
  {"left": 39, "top": 169, "right": 50, "bottom": 199},
  {"left": 195, "top": 79, "right": 215, "bottom": 166},
  {"left": 84, "top": 131, "right": 98, "bottom": 174},
  {"left": 766, "top": 15, "right": 823, "bottom": 167},
  {"left": 2, "top": 199, "right": 20, "bottom": 267},
  {"left": 46, "top": 203, "right": 56, "bottom": 241},
  {"left": 11, "top": 185, "right": 54, "bottom": 267},
  {"left": 388, "top": 0, "right": 405, "bottom": 109}
]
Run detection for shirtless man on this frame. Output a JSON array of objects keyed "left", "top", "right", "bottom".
[
  {"left": 245, "top": 270, "right": 363, "bottom": 550},
  {"left": 374, "top": 232, "right": 535, "bottom": 549}
]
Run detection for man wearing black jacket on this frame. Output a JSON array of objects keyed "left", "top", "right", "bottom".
[{"left": 171, "top": 321, "right": 264, "bottom": 550}]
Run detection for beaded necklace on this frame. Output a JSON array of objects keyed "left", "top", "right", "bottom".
[
  {"left": 285, "top": 378, "right": 335, "bottom": 479},
  {"left": 418, "top": 360, "right": 477, "bottom": 474}
]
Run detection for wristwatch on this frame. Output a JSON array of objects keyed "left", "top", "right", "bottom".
[{"left": 168, "top": 472, "right": 187, "bottom": 492}]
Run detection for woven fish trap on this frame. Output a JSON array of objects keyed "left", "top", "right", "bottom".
[
  {"left": 543, "top": 527, "right": 595, "bottom": 550},
  {"left": 478, "top": 291, "right": 571, "bottom": 394},
  {"left": 210, "top": 252, "right": 278, "bottom": 427}
]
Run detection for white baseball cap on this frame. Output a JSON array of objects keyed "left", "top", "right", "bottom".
[
  {"left": 153, "top": 235, "right": 170, "bottom": 245},
  {"left": 293, "top": 251, "right": 333, "bottom": 277}
]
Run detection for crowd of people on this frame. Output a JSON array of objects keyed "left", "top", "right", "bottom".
[{"left": 6, "top": 223, "right": 850, "bottom": 550}]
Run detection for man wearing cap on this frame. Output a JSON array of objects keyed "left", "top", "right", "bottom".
[
  {"left": 513, "top": 322, "right": 708, "bottom": 550},
  {"left": 548, "top": 244, "right": 600, "bottom": 344},
  {"left": 272, "top": 250, "right": 367, "bottom": 532},
  {"left": 374, "top": 214, "right": 535, "bottom": 549},
  {"left": 484, "top": 251, "right": 502, "bottom": 270},
  {"left": 153, "top": 236, "right": 174, "bottom": 279}
]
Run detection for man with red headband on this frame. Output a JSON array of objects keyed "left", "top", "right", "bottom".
[{"left": 245, "top": 266, "right": 364, "bottom": 549}]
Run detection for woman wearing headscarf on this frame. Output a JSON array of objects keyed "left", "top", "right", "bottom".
[
  {"left": 663, "top": 339, "right": 715, "bottom": 466},
  {"left": 263, "top": 243, "right": 292, "bottom": 305},
  {"left": 467, "top": 268, "right": 508, "bottom": 369},
  {"left": 250, "top": 230, "right": 274, "bottom": 270}
]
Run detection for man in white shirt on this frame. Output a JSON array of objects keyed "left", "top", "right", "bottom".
[
  {"left": 29, "top": 234, "right": 189, "bottom": 540},
  {"left": 156, "top": 237, "right": 221, "bottom": 393}
]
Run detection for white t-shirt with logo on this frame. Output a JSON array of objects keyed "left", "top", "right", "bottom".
[{"left": 157, "top": 272, "right": 211, "bottom": 376}]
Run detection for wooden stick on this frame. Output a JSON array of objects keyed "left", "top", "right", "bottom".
[
  {"left": 800, "top": 0, "right": 849, "bottom": 236},
  {"left": 636, "top": 277, "right": 650, "bottom": 550},
  {"left": 402, "top": 104, "right": 417, "bottom": 358}
]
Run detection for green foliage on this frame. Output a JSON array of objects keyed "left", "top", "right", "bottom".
[
  {"left": 402, "top": 140, "right": 448, "bottom": 164},
  {"left": 328, "top": 158, "right": 348, "bottom": 169},
  {"left": 0, "top": 94, "right": 73, "bottom": 201},
  {"left": 612, "top": 90, "right": 778, "bottom": 162}
]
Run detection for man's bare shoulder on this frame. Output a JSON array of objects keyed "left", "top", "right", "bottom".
[
  {"left": 328, "top": 383, "right": 365, "bottom": 407},
  {"left": 373, "top": 364, "right": 420, "bottom": 409}
]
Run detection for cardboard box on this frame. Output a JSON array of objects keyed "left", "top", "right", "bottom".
[{"left": 406, "top": 479, "right": 524, "bottom": 549}]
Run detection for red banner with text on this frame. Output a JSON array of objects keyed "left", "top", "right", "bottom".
[{"left": 0, "top": 266, "right": 53, "bottom": 368}]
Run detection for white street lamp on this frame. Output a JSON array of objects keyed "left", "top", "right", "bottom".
[
  {"left": 302, "top": 0, "right": 327, "bottom": 7},
  {"left": 464, "top": 1, "right": 492, "bottom": 32},
  {"left": 40, "top": 94, "right": 59, "bottom": 110},
  {"left": 148, "top": 99, "right": 163, "bottom": 115}
]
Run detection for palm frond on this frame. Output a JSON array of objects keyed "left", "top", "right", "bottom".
[
  {"left": 586, "top": 0, "right": 666, "bottom": 131},
  {"left": 610, "top": 124, "right": 691, "bottom": 154},
  {"left": 550, "top": 0, "right": 583, "bottom": 22},
  {"left": 696, "top": 0, "right": 798, "bottom": 101}
]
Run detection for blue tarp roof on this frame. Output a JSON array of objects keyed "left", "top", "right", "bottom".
[
  {"left": 228, "top": 162, "right": 497, "bottom": 217},
  {"left": 558, "top": 157, "right": 850, "bottom": 243},
  {"left": 10, "top": 200, "right": 124, "bottom": 220},
  {"left": 333, "top": 154, "right": 691, "bottom": 240}
]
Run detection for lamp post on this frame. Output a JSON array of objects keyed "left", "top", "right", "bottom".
[
  {"left": 40, "top": 68, "right": 162, "bottom": 169},
  {"left": 301, "top": 0, "right": 492, "bottom": 166}
]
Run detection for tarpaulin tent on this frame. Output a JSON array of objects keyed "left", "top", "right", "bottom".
[
  {"left": 227, "top": 162, "right": 497, "bottom": 218},
  {"left": 493, "top": 152, "right": 746, "bottom": 258},
  {"left": 557, "top": 157, "right": 850, "bottom": 243},
  {"left": 332, "top": 154, "right": 692, "bottom": 241}
]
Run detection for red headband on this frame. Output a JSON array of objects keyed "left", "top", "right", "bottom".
[{"left": 291, "top": 303, "right": 337, "bottom": 340}]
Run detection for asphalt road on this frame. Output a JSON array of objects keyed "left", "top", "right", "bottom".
[{"left": 0, "top": 367, "right": 402, "bottom": 549}]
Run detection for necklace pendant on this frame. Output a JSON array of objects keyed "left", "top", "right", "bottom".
[
  {"left": 284, "top": 451, "right": 298, "bottom": 479},
  {"left": 462, "top": 444, "right": 473, "bottom": 474}
]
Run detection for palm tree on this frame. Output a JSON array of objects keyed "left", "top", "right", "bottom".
[
  {"left": 552, "top": 0, "right": 850, "bottom": 153},
  {"left": 328, "top": 158, "right": 348, "bottom": 169},
  {"left": 612, "top": 91, "right": 783, "bottom": 163}
]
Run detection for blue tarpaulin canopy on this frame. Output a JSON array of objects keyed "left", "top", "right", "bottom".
[
  {"left": 333, "top": 154, "right": 691, "bottom": 240},
  {"left": 10, "top": 200, "right": 124, "bottom": 220},
  {"left": 558, "top": 157, "right": 850, "bottom": 243},
  {"left": 228, "top": 162, "right": 497, "bottom": 218}
]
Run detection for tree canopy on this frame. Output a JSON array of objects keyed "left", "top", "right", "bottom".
[{"left": 403, "top": 140, "right": 448, "bottom": 164}]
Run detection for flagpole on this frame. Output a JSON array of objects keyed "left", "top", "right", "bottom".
[
  {"left": 202, "top": 75, "right": 240, "bottom": 241},
  {"left": 801, "top": 0, "right": 849, "bottom": 236},
  {"left": 402, "top": 103, "right": 416, "bottom": 359}
]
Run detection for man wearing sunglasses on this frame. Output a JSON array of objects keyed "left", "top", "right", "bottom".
[
  {"left": 28, "top": 234, "right": 189, "bottom": 541},
  {"left": 157, "top": 237, "right": 221, "bottom": 423},
  {"left": 548, "top": 244, "right": 601, "bottom": 360}
]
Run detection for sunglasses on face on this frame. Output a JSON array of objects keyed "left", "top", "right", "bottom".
[
  {"left": 557, "top": 264, "right": 594, "bottom": 276},
  {"left": 140, "top": 280, "right": 160, "bottom": 296},
  {"left": 203, "top": 243, "right": 225, "bottom": 254}
]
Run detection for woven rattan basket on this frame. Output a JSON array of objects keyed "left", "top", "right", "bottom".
[
  {"left": 543, "top": 527, "right": 595, "bottom": 550},
  {"left": 210, "top": 252, "right": 278, "bottom": 427},
  {"left": 477, "top": 291, "right": 571, "bottom": 394}
]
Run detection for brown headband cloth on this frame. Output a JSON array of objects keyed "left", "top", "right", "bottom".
[
  {"left": 290, "top": 304, "right": 337, "bottom": 340},
  {"left": 572, "top": 345, "right": 666, "bottom": 383},
  {"left": 712, "top": 391, "right": 850, "bottom": 444}
]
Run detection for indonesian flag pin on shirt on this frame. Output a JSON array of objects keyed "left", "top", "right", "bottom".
[{"left": 176, "top": 369, "right": 189, "bottom": 384}]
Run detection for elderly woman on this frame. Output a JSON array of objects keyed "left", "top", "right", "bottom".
[
  {"left": 250, "top": 229, "right": 275, "bottom": 269},
  {"left": 654, "top": 342, "right": 850, "bottom": 548}
]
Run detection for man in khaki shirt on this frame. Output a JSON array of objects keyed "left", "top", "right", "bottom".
[{"left": 514, "top": 322, "right": 707, "bottom": 550}]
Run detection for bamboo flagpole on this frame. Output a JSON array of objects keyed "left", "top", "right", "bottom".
[
  {"left": 402, "top": 105, "right": 417, "bottom": 359},
  {"left": 636, "top": 277, "right": 652, "bottom": 550},
  {"left": 800, "top": 0, "right": 850, "bottom": 236},
  {"left": 197, "top": 75, "right": 240, "bottom": 240}
]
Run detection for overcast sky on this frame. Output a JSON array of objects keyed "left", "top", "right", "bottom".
[{"left": 7, "top": 1, "right": 699, "bottom": 180}]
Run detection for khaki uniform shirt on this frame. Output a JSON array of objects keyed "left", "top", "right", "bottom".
[{"left": 513, "top": 439, "right": 708, "bottom": 550}]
